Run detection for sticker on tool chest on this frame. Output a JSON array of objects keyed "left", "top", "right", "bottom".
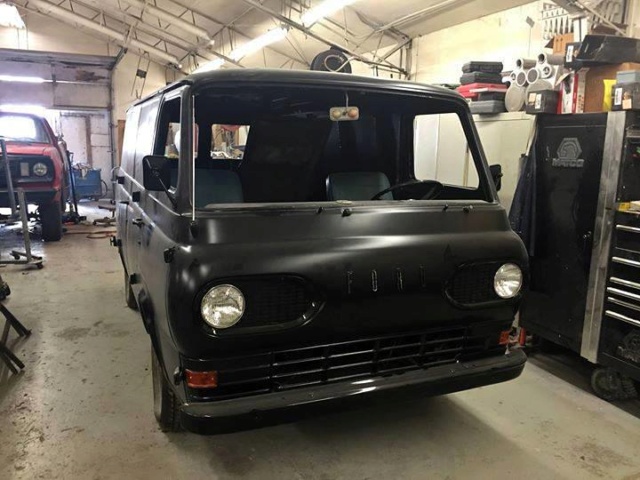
[{"left": 615, "top": 87, "right": 623, "bottom": 106}]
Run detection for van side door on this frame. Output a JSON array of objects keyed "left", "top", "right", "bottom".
[
  {"left": 126, "top": 97, "right": 161, "bottom": 288},
  {"left": 116, "top": 105, "right": 141, "bottom": 276}
]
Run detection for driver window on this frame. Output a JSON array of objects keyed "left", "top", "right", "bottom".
[
  {"left": 414, "top": 113, "right": 479, "bottom": 189},
  {"left": 155, "top": 95, "right": 182, "bottom": 189}
]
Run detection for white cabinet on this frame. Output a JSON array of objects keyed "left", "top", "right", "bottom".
[{"left": 473, "top": 112, "right": 535, "bottom": 213}]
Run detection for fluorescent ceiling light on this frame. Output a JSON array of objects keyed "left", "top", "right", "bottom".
[
  {"left": 0, "top": 3, "right": 25, "bottom": 29},
  {"left": 193, "top": 58, "right": 225, "bottom": 74},
  {"left": 0, "top": 75, "right": 46, "bottom": 83},
  {"left": 229, "top": 27, "right": 288, "bottom": 61},
  {"left": 301, "top": 0, "right": 358, "bottom": 27}
]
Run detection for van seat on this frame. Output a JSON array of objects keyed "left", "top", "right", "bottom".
[
  {"left": 170, "top": 168, "right": 243, "bottom": 206},
  {"left": 326, "top": 172, "right": 393, "bottom": 201},
  {"left": 197, "top": 169, "right": 243, "bottom": 206}
]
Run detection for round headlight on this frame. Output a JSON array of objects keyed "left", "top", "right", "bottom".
[
  {"left": 494, "top": 263, "right": 523, "bottom": 299},
  {"left": 200, "top": 284, "right": 245, "bottom": 329},
  {"left": 33, "top": 162, "right": 48, "bottom": 177}
]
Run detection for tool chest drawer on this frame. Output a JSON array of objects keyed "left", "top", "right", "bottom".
[{"left": 600, "top": 210, "right": 640, "bottom": 376}]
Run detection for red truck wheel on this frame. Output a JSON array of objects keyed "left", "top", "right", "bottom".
[{"left": 39, "top": 200, "right": 63, "bottom": 242}]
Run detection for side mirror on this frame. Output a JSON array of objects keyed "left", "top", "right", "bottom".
[
  {"left": 489, "top": 164, "right": 503, "bottom": 192},
  {"left": 142, "top": 155, "right": 172, "bottom": 192},
  {"left": 142, "top": 155, "right": 177, "bottom": 208}
]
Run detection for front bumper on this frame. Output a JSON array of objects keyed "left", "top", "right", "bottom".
[
  {"left": 0, "top": 188, "right": 57, "bottom": 207},
  {"left": 180, "top": 348, "right": 526, "bottom": 434}
]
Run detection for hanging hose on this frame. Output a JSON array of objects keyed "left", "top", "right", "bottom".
[{"left": 66, "top": 151, "right": 81, "bottom": 220}]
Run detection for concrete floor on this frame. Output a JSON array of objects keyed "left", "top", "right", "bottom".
[{"left": 1, "top": 203, "right": 640, "bottom": 480}]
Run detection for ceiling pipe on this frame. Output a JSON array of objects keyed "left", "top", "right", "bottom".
[
  {"left": 239, "top": 0, "right": 406, "bottom": 74},
  {"left": 170, "top": 0, "right": 309, "bottom": 67},
  {"left": 285, "top": 1, "right": 407, "bottom": 72},
  {"left": 70, "top": 0, "right": 243, "bottom": 67},
  {"left": 352, "top": 10, "right": 409, "bottom": 41},
  {"left": 27, "top": 0, "right": 182, "bottom": 66},
  {"left": 371, "top": 0, "right": 472, "bottom": 33},
  {"left": 290, "top": 1, "right": 405, "bottom": 43},
  {"left": 117, "top": 0, "right": 211, "bottom": 40}
]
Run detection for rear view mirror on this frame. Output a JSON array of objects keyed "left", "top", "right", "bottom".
[
  {"left": 489, "top": 164, "right": 503, "bottom": 192},
  {"left": 330, "top": 106, "right": 360, "bottom": 121},
  {"left": 142, "top": 155, "right": 177, "bottom": 207}
]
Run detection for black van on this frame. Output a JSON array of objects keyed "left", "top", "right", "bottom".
[{"left": 115, "top": 69, "right": 528, "bottom": 433}]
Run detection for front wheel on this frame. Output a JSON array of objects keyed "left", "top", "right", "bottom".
[
  {"left": 39, "top": 200, "right": 63, "bottom": 242},
  {"left": 152, "top": 345, "right": 182, "bottom": 432}
]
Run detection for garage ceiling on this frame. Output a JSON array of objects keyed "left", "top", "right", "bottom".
[{"left": 14, "top": 0, "right": 534, "bottom": 75}]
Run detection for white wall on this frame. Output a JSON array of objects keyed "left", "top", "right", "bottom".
[
  {"left": 411, "top": 1, "right": 544, "bottom": 85},
  {"left": 112, "top": 53, "right": 170, "bottom": 120},
  {"left": 474, "top": 113, "right": 535, "bottom": 212}
]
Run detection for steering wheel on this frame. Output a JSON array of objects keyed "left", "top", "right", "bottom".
[{"left": 371, "top": 180, "right": 443, "bottom": 201}]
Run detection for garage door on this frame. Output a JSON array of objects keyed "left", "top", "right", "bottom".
[{"left": 0, "top": 48, "right": 115, "bottom": 109}]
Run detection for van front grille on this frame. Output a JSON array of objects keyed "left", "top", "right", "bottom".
[
  {"left": 227, "top": 276, "right": 315, "bottom": 328},
  {"left": 447, "top": 263, "right": 501, "bottom": 306},
  {"left": 187, "top": 325, "right": 489, "bottom": 401}
]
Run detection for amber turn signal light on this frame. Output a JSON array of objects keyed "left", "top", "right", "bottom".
[
  {"left": 499, "top": 330, "right": 511, "bottom": 346},
  {"left": 185, "top": 369, "right": 218, "bottom": 389}
]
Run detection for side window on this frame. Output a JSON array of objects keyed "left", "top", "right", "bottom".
[
  {"left": 155, "top": 96, "right": 182, "bottom": 188},
  {"left": 121, "top": 106, "right": 141, "bottom": 178},
  {"left": 134, "top": 97, "right": 160, "bottom": 184},
  {"left": 414, "top": 113, "right": 479, "bottom": 189}
]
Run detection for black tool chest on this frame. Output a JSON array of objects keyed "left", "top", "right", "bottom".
[
  {"left": 598, "top": 130, "right": 640, "bottom": 382},
  {"left": 519, "top": 113, "right": 607, "bottom": 353},
  {"left": 517, "top": 111, "right": 640, "bottom": 398}
]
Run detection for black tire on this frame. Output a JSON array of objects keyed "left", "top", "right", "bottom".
[
  {"left": 124, "top": 272, "right": 138, "bottom": 310},
  {"left": 39, "top": 200, "right": 63, "bottom": 242},
  {"left": 621, "top": 376, "right": 639, "bottom": 400},
  {"left": 152, "top": 345, "right": 182, "bottom": 432},
  {"left": 591, "top": 367, "right": 637, "bottom": 401}
]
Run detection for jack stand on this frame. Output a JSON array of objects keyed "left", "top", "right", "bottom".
[
  {"left": 0, "top": 140, "right": 43, "bottom": 269},
  {"left": 93, "top": 203, "right": 116, "bottom": 227},
  {"left": 0, "top": 302, "right": 31, "bottom": 374},
  {"left": 62, "top": 211, "right": 87, "bottom": 224},
  {"left": 63, "top": 150, "right": 86, "bottom": 225},
  {"left": 1, "top": 189, "right": 43, "bottom": 269}
]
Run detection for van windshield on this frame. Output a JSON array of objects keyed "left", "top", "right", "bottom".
[{"left": 187, "top": 86, "right": 488, "bottom": 209}]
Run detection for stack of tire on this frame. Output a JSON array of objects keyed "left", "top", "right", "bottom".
[{"left": 455, "top": 61, "right": 507, "bottom": 114}]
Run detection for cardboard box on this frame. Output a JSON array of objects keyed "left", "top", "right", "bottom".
[
  {"left": 561, "top": 70, "right": 587, "bottom": 114},
  {"left": 564, "top": 42, "right": 582, "bottom": 69},
  {"left": 612, "top": 82, "right": 640, "bottom": 111},
  {"left": 584, "top": 63, "right": 640, "bottom": 112},
  {"left": 526, "top": 90, "right": 560, "bottom": 114},
  {"left": 617, "top": 70, "right": 640, "bottom": 84},
  {"left": 552, "top": 33, "right": 574, "bottom": 55}
]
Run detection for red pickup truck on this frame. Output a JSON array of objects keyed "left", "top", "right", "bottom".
[{"left": 0, "top": 112, "right": 68, "bottom": 241}]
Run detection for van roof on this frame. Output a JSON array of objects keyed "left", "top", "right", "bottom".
[{"left": 133, "top": 68, "right": 466, "bottom": 108}]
